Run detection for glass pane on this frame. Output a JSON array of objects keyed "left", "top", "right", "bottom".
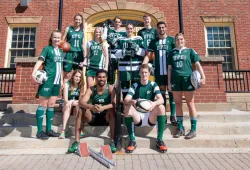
[
  {"left": 227, "top": 63, "right": 233, "bottom": 70},
  {"left": 220, "top": 49, "right": 226, "bottom": 55},
  {"left": 24, "top": 27, "right": 30, "bottom": 34},
  {"left": 222, "top": 63, "right": 227, "bottom": 71},
  {"left": 13, "top": 28, "right": 18, "bottom": 34},
  {"left": 10, "top": 63, "right": 16, "bottom": 68},
  {"left": 213, "top": 34, "right": 219, "bottom": 40},
  {"left": 208, "top": 41, "right": 213, "bottom": 47},
  {"left": 220, "top": 41, "right": 225, "bottom": 47},
  {"left": 214, "top": 41, "right": 219, "bottom": 47},
  {"left": 11, "top": 50, "right": 17, "bottom": 56},
  {"left": 29, "top": 42, "right": 35, "bottom": 48},
  {"left": 30, "top": 35, "right": 35, "bottom": 41},
  {"left": 19, "top": 28, "right": 24, "bottom": 34},
  {"left": 24, "top": 35, "right": 29, "bottom": 41},
  {"left": 10, "top": 56, "right": 15, "bottom": 63},
  {"left": 208, "top": 49, "right": 214, "bottom": 55},
  {"left": 18, "top": 35, "right": 23, "bottom": 41},
  {"left": 224, "top": 27, "right": 230, "bottom": 33},
  {"left": 227, "top": 55, "right": 232, "bottom": 62},
  {"left": 219, "top": 34, "right": 225, "bottom": 40},
  {"left": 30, "top": 28, "right": 36, "bottom": 34},
  {"left": 219, "top": 27, "right": 224, "bottom": 33},
  {"left": 207, "top": 34, "right": 213, "bottom": 40},
  {"left": 223, "top": 56, "right": 227, "bottom": 62},
  {"left": 12, "top": 35, "right": 17, "bottom": 41},
  {"left": 23, "top": 50, "right": 29, "bottom": 56},
  {"left": 18, "top": 42, "right": 23, "bottom": 48},
  {"left": 29, "top": 50, "right": 35, "bottom": 57},
  {"left": 226, "top": 41, "right": 231, "bottom": 47},
  {"left": 225, "top": 34, "right": 231, "bottom": 40},
  {"left": 207, "top": 27, "right": 212, "bottom": 33},
  {"left": 214, "top": 49, "right": 220, "bottom": 55},
  {"left": 23, "top": 42, "right": 29, "bottom": 48},
  {"left": 17, "top": 50, "right": 22, "bottom": 56},
  {"left": 11, "top": 42, "right": 17, "bottom": 48},
  {"left": 226, "top": 48, "right": 232, "bottom": 55},
  {"left": 213, "top": 27, "right": 218, "bottom": 33}
]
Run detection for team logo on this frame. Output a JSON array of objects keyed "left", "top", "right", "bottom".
[
  {"left": 146, "top": 91, "right": 151, "bottom": 94},
  {"left": 188, "top": 85, "right": 193, "bottom": 89},
  {"left": 99, "top": 99, "right": 104, "bottom": 103},
  {"left": 43, "top": 88, "right": 50, "bottom": 92}
]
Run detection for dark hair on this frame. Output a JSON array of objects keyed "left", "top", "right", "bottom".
[
  {"left": 157, "top": 21, "right": 166, "bottom": 28},
  {"left": 74, "top": 13, "right": 84, "bottom": 31},
  {"left": 96, "top": 69, "right": 108, "bottom": 77},
  {"left": 114, "top": 16, "right": 122, "bottom": 22},
  {"left": 139, "top": 64, "right": 151, "bottom": 72},
  {"left": 48, "top": 29, "right": 61, "bottom": 46}
]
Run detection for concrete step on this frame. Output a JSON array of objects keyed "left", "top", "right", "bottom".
[
  {"left": 1, "top": 135, "right": 250, "bottom": 149},
  {"left": 1, "top": 121, "right": 250, "bottom": 137}
]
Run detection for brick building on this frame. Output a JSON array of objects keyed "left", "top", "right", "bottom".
[{"left": 1, "top": 0, "right": 250, "bottom": 106}]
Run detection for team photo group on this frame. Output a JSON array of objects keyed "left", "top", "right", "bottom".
[{"left": 31, "top": 13, "right": 206, "bottom": 154}]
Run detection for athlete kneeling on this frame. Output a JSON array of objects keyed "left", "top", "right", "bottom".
[{"left": 123, "top": 64, "right": 167, "bottom": 153}]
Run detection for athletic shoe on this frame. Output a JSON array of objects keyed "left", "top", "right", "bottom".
[
  {"left": 170, "top": 116, "right": 177, "bottom": 126},
  {"left": 46, "top": 130, "right": 60, "bottom": 137},
  {"left": 185, "top": 130, "right": 196, "bottom": 139},
  {"left": 68, "top": 141, "right": 79, "bottom": 153},
  {"left": 156, "top": 139, "right": 168, "bottom": 152},
  {"left": 80, "top": 131, "right": 86, "bottom": 138},
  {"left": 173, "top": 128, "right": 185, "bottom": 138},
  {"left": 109, "top": 140, "right": 117, "bottom": 153},
  {"left": 36, "top": 131, "right": 49, "bottom": 140},
  {"left": 126, "top": 140, "right": 137, "bottom": 153},
  {"left": 58, "top": 131, "right": 65, "bottom": 139}
]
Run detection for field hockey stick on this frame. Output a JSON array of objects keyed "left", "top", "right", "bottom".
[{"left": 63, "top": 59, "right": 99, "bottom": 70}]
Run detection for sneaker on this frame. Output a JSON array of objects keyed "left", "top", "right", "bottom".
[
  {"left": 46, "top": 130, "right": 60, "bottom": 137},
  {"left": 68, "top": 141, "right": 79, "bottom": 153},
  {"left": 36, "top": 131, "right": 49, "bottom": 140},
  {"left": 58, "top": 131, "right": 65, "bottom": 139},
  {"left": 109, "top": 140, "right": 117, "bottom": 153},
  {"left": 185, "top": 130, "right": 196, "bottom": 139},
  {"left": 173, "top": 128, "right": 185, "bottom": 138},
  {"left": 126, "top": 140, "right": 137, "bottom": 153},
  {"left": 156, "top": 139, "right": 168, "bottom": 153},
  {"left": 170, "top": 116, "right": 177, "bottom": 126},
  {"left": 80, "top": 131, "right": 86, "bottom": 138}
]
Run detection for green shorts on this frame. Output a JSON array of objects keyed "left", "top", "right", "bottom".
[
  {"left": 155, "top": 74, "right": 168, "bottom": 86},
  {"left": 86, "top": 68, "right": 97, "bottom": 77},
  {"left": 63, "top": 51, "right": 84, "bottom": 72},
  {"left": 171, "top": 75, "right": 195, "bottom": 91},
  {"left": 38, "top": 83, "right": 60, "bottom": 98}
]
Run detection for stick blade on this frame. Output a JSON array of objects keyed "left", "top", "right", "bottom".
[
  {"left": 101, "top": 145, "right": 113, "bottom": 160},
  {"left": 79, "top": 142, "right": 89, "bottom": 157}
]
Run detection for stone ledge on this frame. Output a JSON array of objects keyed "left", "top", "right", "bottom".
[
  {"left": 200, "top": 56, "right": 224, "bottom": 63},
  {"left": 14, "top": 57, "right": 38, "bottom": 63},
  {"left": 5, "top": 16, "right": 42, "bottom": 24},
  {"left": 201, "top": 16, "right": 235, "bottom": 23}
]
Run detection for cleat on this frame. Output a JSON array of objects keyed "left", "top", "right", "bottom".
[
  {"left": 126, "top": 140, "right": 137, "bottom": 153},
  {"left": 170, "top": 116, "right": 177, "bottom": 126},
  {"left": 58, "top": 131, "right": 65, "bottom": 139},
  {"left": 46, "top": 130, "right": 60, "bottom": 137},
  {"left": 36, "top": 131, "right": 49, "bottom": 140},
  {"left": 109, "top": 140, "right": 117, "bottom": 153},
  {"left": 185, "top": 130, "right": 196, "bottom": 139},
  {"left": 68, "top": 141, "right": 79, "bottom": 153},
  {"left": 173, "top": 128, "right": 185, "bottom": 138},
  {"left": 156, "top": 140, "right": 168, "bottom": 153}
]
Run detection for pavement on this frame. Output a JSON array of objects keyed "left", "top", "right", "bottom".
[{"left": 1, "top": 153, "right": 250, "bottom": 170}]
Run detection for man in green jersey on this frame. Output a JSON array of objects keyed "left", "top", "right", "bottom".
[
  {"left": 143, "top": 21, "right": 177, "bottom": 125},
  {"left": 68, "top": 69, "right": 117, "bottom": 153},
  {"left": 123, "top": 64, "right": 167, "bottom": 153}
]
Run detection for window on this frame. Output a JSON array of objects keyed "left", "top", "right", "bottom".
[
  {"left": 9, "top": 27, "right": 36, "bottom": 68},
  {"left": 206, "top": 26, "right": 234, "bottom": 70}
]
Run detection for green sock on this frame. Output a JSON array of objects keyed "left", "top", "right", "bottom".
[
  {"left": 36, "top": 106, "right": 45, "bottom": 134},
  {"left": 46, "top": 107, "right": 54, "bottom": 132},
  {"left": 177, "top": 116, "right": 183, "bottom": 130},
  {"left": 157, "top": 115, "right": 166, "bottom": 141},
  {"left": 190, "top": 117, "right": 197, "bottom": 132},
  {"left": 124, "top": 117, "right": 135, "bottom": 141},
  {"left": 168, "top": 92, "right": 176, "bottom": 117}
]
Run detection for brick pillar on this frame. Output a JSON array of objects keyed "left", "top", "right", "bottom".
[{"left": 13, "top": 57, "right": 39, "bottom": 104}]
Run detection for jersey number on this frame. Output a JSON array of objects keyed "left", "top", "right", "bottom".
[
  {"left": 94, "top": 50, "right": 98, "bottom": 55},
  {"left": 74, "top": 40, "right": 80, "bottom": 48},
  {"left": 176, "top": 61, "right": 183, "bottom": 68}
]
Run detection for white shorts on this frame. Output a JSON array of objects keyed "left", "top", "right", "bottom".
[{"left": 137, "top": 112, "right": 156, "bottom": 127}]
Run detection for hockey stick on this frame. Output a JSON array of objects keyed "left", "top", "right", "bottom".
[{"left": 63, "top": 59, "right": 99, "bottom": 70}]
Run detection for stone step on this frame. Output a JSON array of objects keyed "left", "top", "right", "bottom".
[
  {"left": 1, "top": 135, "right": 250, "bottom": 149},
  {"left": 1, "top": 121, "right": 250, "bottom": 137},
  {"left": 1, "top": 109, "right": 250, "bottom": 126}
]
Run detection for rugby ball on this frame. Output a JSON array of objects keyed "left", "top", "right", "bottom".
[
  {"left": 35, "top": 70, "right": 48, "bottom": 84},
  {"left": 136, "top": 99, "right": 152, "bottom": 113},
  {"left": 190, "top": 70, "right": 201, "bottom": 89}
]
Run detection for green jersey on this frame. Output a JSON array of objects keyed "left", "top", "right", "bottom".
[
  {"left": 168, "top": 48, "right": 201, "bottom": 76},
  {"left": 148, "top": 36, "right": 175, "bottom": 76},
  {"left": 87, "top": 40, "right": 108, "bottom": 69},
  {"left": 127, "top": 81, "right": 161, "bottom": 100},
  {"left": 66, "top": 26, "right": 84, "bottom": 52},
  {"left": 137, "top": 28, "right": 158, "bottom": 49},
  {"left": 67, "top": 82, "right": 80, "bottom": 100},
  {"left": 117, "top": 36, "right": 144, "bottom": 82},
  {"left": 107, "top": 28, "right": 127, "bottom": 49},
  {"left": 91, "top": 84, "right": 111, "bottom": 106},
  {"left": 39, "top": 46, "right": 63, "bottom": 85}
]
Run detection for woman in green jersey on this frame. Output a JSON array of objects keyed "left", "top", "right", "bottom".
[
  {"left": 168, "top": 33, "right": 206, "bottom": 139},
  {"left": 32, "top": 30, "right": 64, "bottom": 140},
  {"left": 59, "top": 69, "right": 84, "bottom": 139},
  {"left": 63, "top": 14, "right": 85, "bottom": 83},
  {"left": 85, "top": 27, "right": 109, "bottom": 87}
]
